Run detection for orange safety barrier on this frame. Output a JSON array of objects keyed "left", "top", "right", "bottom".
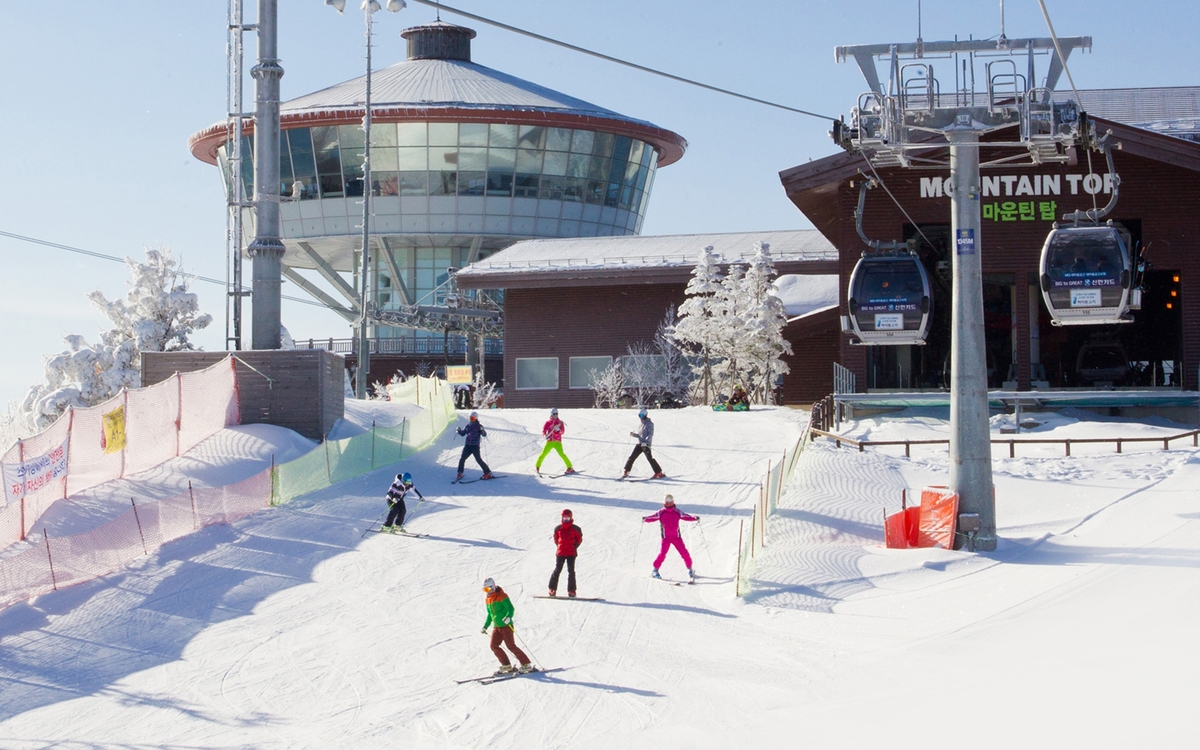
[{"left": 885, "top": 486, "right": 959, "bottom": 550}]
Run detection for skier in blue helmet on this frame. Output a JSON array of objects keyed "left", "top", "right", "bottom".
[
  {"left": 382, "top": 471, "right": 423, "bottom": 533},
  {"left": 623, "top": 408, "right": 664, "bottom": 479}
]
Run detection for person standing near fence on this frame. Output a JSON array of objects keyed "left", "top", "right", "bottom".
[
  {"left": 643, "top": 495, "right": 698, "bottom": 581},
  {"left": 623, "top": 408, "right": 664, "bottom": 479},
  {"left": 456, "top": 411, "right": 493, "bottom": 481},
  {"left": 535, "top": 408, "right": 576, "bottom": 476},
  {"left": 382, "top": 471, "right": 423, "bottom": 533},
  {"left": 481, "top": 577, "right": 535, "bottom": 674},
  {"left": 548, "top": 508, "right": 582, "bottom": 597}
]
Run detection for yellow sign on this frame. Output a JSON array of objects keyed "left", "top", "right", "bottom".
[
  {"left": 102, "top": 405, "right": 127, "bottom": 454},
  {"left": 445, "top": 365, "right": 473, "bottom": 385}
]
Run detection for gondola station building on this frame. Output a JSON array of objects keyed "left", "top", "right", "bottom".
[{"left": 456, "top": 87, "right": 1199, "bottom": 409}]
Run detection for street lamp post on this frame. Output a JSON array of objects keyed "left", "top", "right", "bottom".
[{"left": 326, "top": 0, "right": 406, "bottom": 398}]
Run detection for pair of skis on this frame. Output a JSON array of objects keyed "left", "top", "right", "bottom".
[
  {"left": 537, "top": 469, "right": 584, "bottom": 479},
  {"left": 452, "top": 474, "right": 505, "bottom": 485},
  {"left": 370, "top": 527, "right": 428, "bottom": 538},
  {"left": 455, "top": 666, "right": 564, "bottom": 685}
]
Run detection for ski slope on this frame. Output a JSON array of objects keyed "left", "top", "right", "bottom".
[{"left": 0, "top": 403, "right": 1196, "bottom": 749}]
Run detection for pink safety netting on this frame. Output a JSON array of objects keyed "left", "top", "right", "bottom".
[
  {"left": 0, "top": 356, "right": 240, "bottom": 546},
  {"left": 0, "top": 467, "right": 270, "bottom": 609}
]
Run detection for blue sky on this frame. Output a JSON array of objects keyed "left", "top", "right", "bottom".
[{"left": 0, "top": 0, "right": 1194, "bottom": 407}]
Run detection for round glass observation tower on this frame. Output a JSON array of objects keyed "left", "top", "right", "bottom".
[{"left": 189, "top": 22, "right": 686, "bottom": 338}]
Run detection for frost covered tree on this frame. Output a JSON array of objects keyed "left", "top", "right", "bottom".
[
  {"left": 15, "top": 247, "right": 212, "bottom": 432},
  {"left": 738, "top": 242, "right": 792, "bottom": 404},
  {"left": 670, "top": 245, "right": 724, "bottom": 404}
]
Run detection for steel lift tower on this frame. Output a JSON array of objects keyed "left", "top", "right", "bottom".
[{"left": 831, "top": 33, "right": 1092, "bottom": 551}]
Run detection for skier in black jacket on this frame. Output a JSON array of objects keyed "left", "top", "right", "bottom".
[{"left": 382, "top": 472, "right": 423, "bottom": 532}]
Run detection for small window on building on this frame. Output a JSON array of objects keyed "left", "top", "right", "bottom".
[
  {"left": 516, "top": 358, "right": 559, "bottom": 390},
  {"left": 569, "top": 356, "right": 613, "bottom": 389}
]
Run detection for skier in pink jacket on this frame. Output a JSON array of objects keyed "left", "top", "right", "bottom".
[{"left": 643, "top": 494, "right": 699, "bottom": 581}]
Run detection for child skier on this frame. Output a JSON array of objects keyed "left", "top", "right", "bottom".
[
  {"left": 382, "top": 471, "right": 423, "bottom": 533},
  {"left": 481, "top": 578, "right": 535, "bottom": 674},
  {"left": 548, "top": 508, "right": 583, "bottom": 597},
  {"left": 643, "top": 494, "right": 699, "bottom": 580},
  {"left": 456, "top": 411, "right": 493, "bottom": 481},
  {"left": 535, "top": 408, "right": 576, "bottom": 476},
  {"left": 623, "top": 408, "right": 664, "bottom": 478}
]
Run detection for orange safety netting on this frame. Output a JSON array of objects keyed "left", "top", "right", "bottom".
[{"left": 885, "top": 487, "right": 959, "bottom": 549}]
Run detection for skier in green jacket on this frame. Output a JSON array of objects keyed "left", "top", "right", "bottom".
[{"left": 481, "top": 578, "right": 535, "bottom": 675}]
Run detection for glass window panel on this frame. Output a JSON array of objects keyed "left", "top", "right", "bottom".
[
  {"left": 398, "top": 122, "right": 428, "bottom": 146},
  {"left": 311, "top": 126, "right": 339, "bottom": 152},
  {"left": 458, "top": 171, "right": 486, "bottom": 195},
  {"left": 563, "top": 177, "right": 585, "bottom": 203},
  {"left": 338, "top": 124, "right": 365, "bottom": 150},
  {"left": 628, "top": 140, "right": 645, "bottom": 167},
  {"left": 429, "top": 171, "right": 456, "bottom": 195},
  {"left": 570, "top": 130, "right": 594, "bottom": 154},
  {"left": 518, "top": 125, "right": 545, "bottom": 149},
  {"left": 588, "top": 154, "right": 610, "bottom": 181},
  {"left": 489, "top": 123, "right": 517, "bottom": 148},
  {"left": 593, "top": 132, "right": 615, "bottom": 158},
  {"left": 567, "top": 153, "right": 590, "bottom": 178},
  {"left": 371, "top": 122, "right": 397, "bottom": 147},
  {"left": 416, "top": 267, "right": 434, "bottom": 291},
  {"left": 287, "top": 128, "right": 313, "bottom": 155},
  {"left": 585, "top": 179, "right": 606, "bottom": 205},
  {"left": 278, "top": 141, "right": 293, "bottom": 186},
  {"left": 457, "top": 147, "right": 486, "bottom": 171},
  {"left": 374, "top": 147, "right": 398, "bottom": 171},
  {"left": 546, "top": 127, "right": 571, "bottom": 151},
  {"left": 542, "top": 151, "right": 568, "bottom": 176},
  {"left": 398, "top": 171, "right": 427, "bottom": 195},
  {"left": 515, "top": 148, "right": 542, "bottom": 173},
  {"left": 374, "top": 172, "right": 399, "bottom": 196},
  {"left": 416, "top": 248, "right": 434, "bottom": 266},
  {"left": 516, "top": 358, "right": 559, "bottom": 390},
  {"left": 539, "top": 174, "right": 565, "bottom": 201},
  {"left": 428, "top": 122, "right": 457, "bottom": 146},
  {"left": 459, "top": 123, "right": 488, "bottom": 147},
  {"left": 604, "top": 180, "right": 620, "bottom": 208},
  {"left": 620, "top": 183, "right": 634, "bottom": 209},
  {"left": 611, "top": 135, "right": 632, "bottom": 164},
  {"left": 316, "top": 148, "right": 341, "bottom": 176},
  {"left": 514, "top": 173, "right": 540, "bottom": 198},
  {"left": 319, "top": 173, "right": 344, "bottom": 198},
  {"left": 488, "top": 148, "right": 516, "bottom": 170},
  {"left": 486, "top": 170, "right": 513, "bottom": 197},
  {"left": 397, "top": 147, "right": 427, "bottom": 170},
  {"left": 429, "top": 146, "right": 458, "bottom": 172},
  {"left": 634, "top": 162, "right": 649, "bottom": 192},
  {"left": 569, "top": 357, "right": 612, "bottom": 389}
]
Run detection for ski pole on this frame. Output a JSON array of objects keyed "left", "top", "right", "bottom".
[
  {"left": 361, "top": 507, "right": 388, "bottom": 538},
  {"left": 633, "top": 519, "right": 646, "bottom": 565},
  {"left": 513, "top": 628, "right": 542, "bottom": 670},
  {"left": 695, "top": 518, "right": 714, "bottom": 565}
]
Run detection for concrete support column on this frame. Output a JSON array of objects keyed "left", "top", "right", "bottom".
[
  {"left": 248, "top": 0, "right": 285, "bottom": 350},
  {"left": 948, "top": 128, "right": 997, "bottom": 550}
]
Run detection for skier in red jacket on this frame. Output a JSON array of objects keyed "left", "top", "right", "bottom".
[
  {"left": 548, "top": 508, "right": 583, "bottom": 597},
  {"left": 643, "top": 495, "right": 698, "bottom": 581}
]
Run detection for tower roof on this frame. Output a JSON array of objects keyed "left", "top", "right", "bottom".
[{"left": 189, "top": 23, "right": 686, "bottom": 166}]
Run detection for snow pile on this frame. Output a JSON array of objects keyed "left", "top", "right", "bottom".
[{"left": 0, "top": 404, "right": 1195, "bottom": 748}]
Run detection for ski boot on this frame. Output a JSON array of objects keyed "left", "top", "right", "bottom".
[
  {"left": 380, "top": 525, "right": 392, "bottom": 533},
  {"left": 652, "top": 471, "right": 666, "bottom": 479},
  {"left": 495, "top": 665, "right": 516, "bottom": 675},
  {"left": 518, "top": 663, "right": 537, "bottom": 674},
  {"left": 456, "top": 472, "right": 464, "bottom": 481},
  {"left": 688, "top": 568, "right": 696, "bottom": 581},
  {"left": 397, "top": 526, "right": 406, "bottom": 534},
  {"left": 564, "top": 467, "right": 577, "bottom": 475},
  {"left": 651, "top": 569, "right": 661, "bottom": 579},
  {"left": 481, "top": 472, "right": 495, "bottom": 480},
  {"left": 621, "top": 471, "right": 630, "bottom": 479},
  {"left": 568, "top": 591, "right": 577, "bottom": 598},
  {"left": 548, "top": 589, "right": 556, "bottom": 597}
]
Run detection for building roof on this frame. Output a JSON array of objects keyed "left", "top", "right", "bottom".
[
  {"left": 1055, "top": 86, "right": 1200, "bottom": 142},
  {"left": 189, "top": 23, "right": 686, "bottom": 166},
  {"left": 455, "top": 230, "right": 839, "bottom": 289}
]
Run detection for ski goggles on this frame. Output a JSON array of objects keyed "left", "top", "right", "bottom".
[{"left": 482, "top": 585, "right": 494, "bottom": 593}]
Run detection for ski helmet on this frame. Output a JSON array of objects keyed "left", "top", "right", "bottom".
[
  {"left": 401, "top": 472, "right": 413, "bottom": 484},
  {"left": 482, "top": 577, "right": 496, "bottom": 591},
  {"left": 663, "top": 494, "right": 675, "bottom": 507},
  {"left": 638, "top": 408, "right": 648, "bottom": 418},
  {"left": 469, "top": 411, "right": 478, "bottom": 420},
  {"left": 561, "top": 508, "right": 573, "bottom": 522},
  {"left": 550, "top": 408, "right": 558, "bottom": 415}
]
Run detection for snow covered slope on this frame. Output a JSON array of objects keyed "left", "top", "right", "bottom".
[{"left": 0, "top": 405, "right": 1195, "bottom": 749}]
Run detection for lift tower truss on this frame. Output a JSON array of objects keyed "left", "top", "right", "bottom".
[{"left": 832, "top": 34, "right": 1093, "bottom": 551}]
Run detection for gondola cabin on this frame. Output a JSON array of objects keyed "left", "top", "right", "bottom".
[
  {"left": 845, "top": 254, "right": 932, "bottom": 345},
  {"left": 1039, "top": 225, "right": 1135, "bottom": 326}
]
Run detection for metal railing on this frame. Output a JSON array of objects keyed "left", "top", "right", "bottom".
[
  {"left": 808, "top": 428, "right": 1200, "bottom": 457},
  {"left": 297, "top": 337, "right": 504, "bottom": 357}
]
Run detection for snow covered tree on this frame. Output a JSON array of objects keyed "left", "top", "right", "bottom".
[
  {"left": 15, "top": 247, "right": 212, "bottom": 432},
  {"left": 670, "top": 245, "right": 724, "bottom": 404},
  {"left": 738, "top": 242, "right": 792, "bottom": 403}
]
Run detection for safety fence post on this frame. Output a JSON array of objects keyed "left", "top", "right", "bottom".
[
  {"left": 131, "top": 498, "right": 148, "bottom": 555},
  {"left": 44, "top": 528, "right": 57, "bottom": 590},
  {"left": 371, "top": 420, "right": 377, "bottom": 469},
  {"left": 325, "top": 436, "right": 332, "bottom": 480}
]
